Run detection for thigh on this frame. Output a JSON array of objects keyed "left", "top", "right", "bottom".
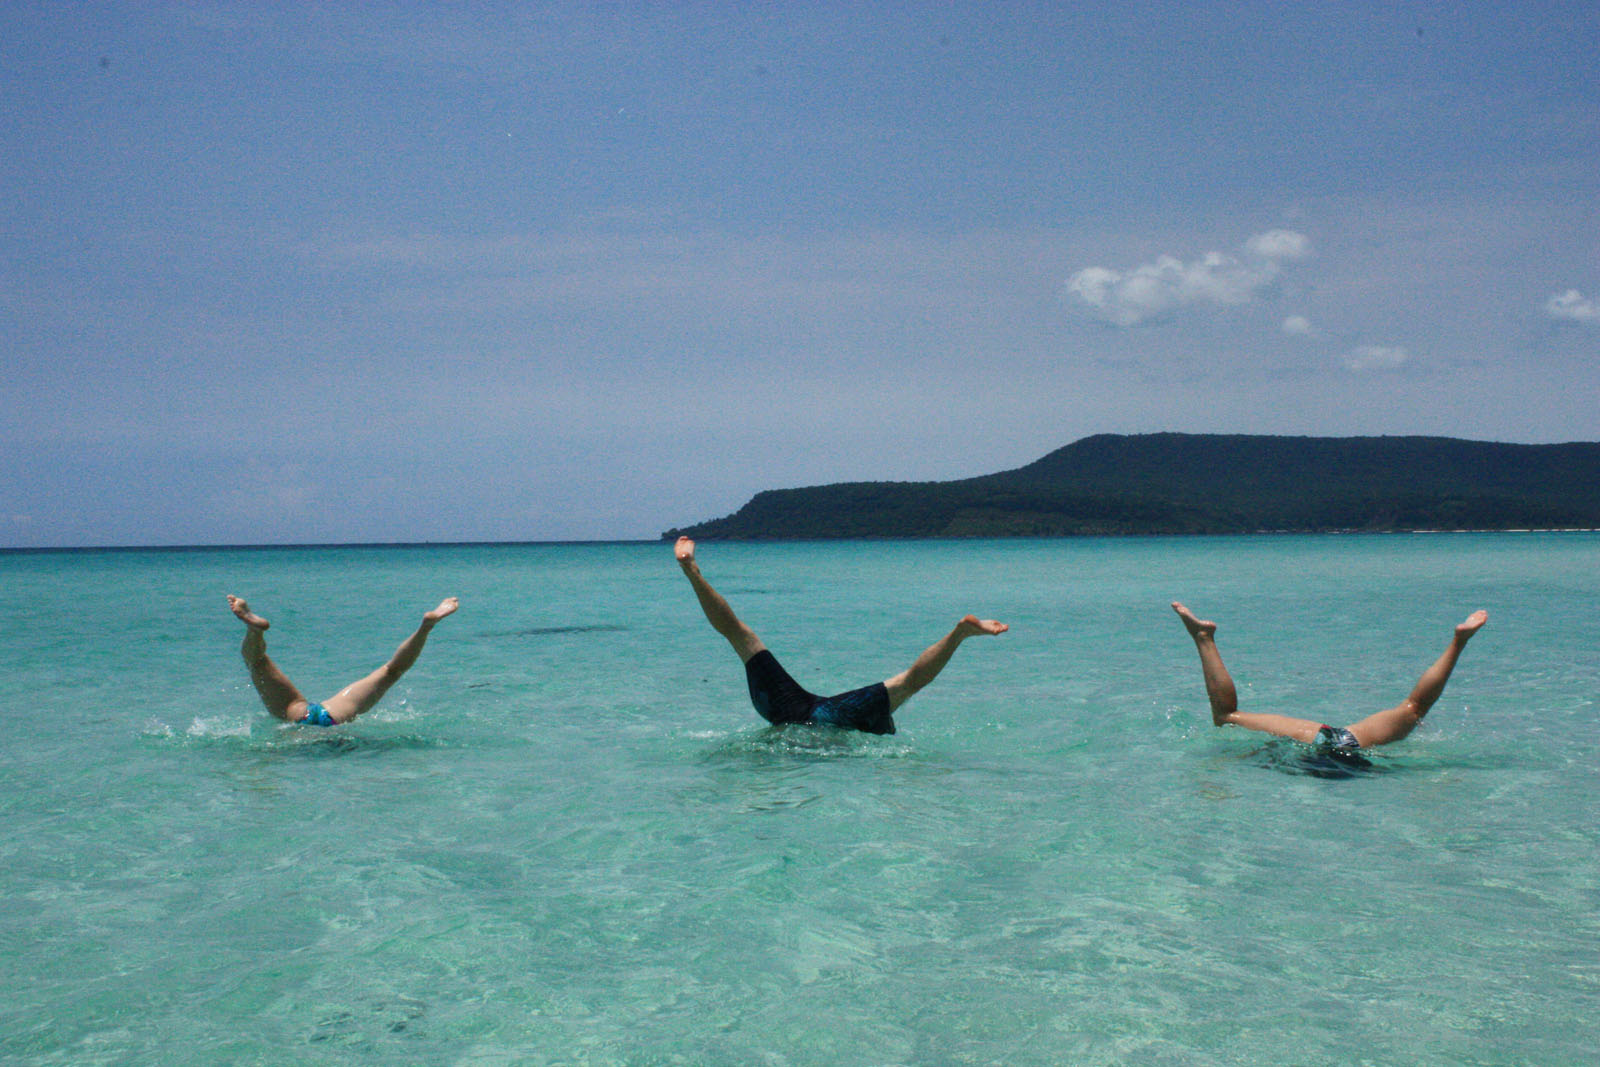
[
  {"left": 319, "top": 666, "right": 394, "bottom": 723},
  {"left": 1345, "top": 701, "right": 1420, "bottom": 748}
]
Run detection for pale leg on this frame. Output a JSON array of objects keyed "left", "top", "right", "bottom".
[
  {"left": 883, "top": 615, "right": 1008, "bottom": 712},
  {"left": 320, "top": 598, "right": 459, "bottom": 724},
  {"left": 1346, "top": 610, "right": 1488, "bottom": 748},
  {"left": 228, "top": 596, "right": 309, "bottom": 722},
  {"left": 675, "top": 537, "right": 765, "bottom": 662},
  {"left": 1171, "top": 602, "right": 1324, "bottom": 743}
]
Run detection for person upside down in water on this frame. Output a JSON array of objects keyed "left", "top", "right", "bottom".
[
  {"left": 227, "top": 594, "right": 458, "bottom": 726},
  {"left": 1171, "top": 601, "right": 1487, "bottom": 756},
  {"left": 674, "top": 537, "right": 1007, "bottom": 735}
]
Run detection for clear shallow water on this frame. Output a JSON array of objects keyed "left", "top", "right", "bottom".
[{"left": 2, "top": 535, "right": 1596, "bottom": 1065}]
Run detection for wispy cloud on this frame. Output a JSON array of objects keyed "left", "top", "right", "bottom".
[
  {"left": 1342, "top": 344, "right": 1408, "bottom": 371},
  {"left": 1064, "top": 230, "right": 1309, "bottom": 327},
  {"left": 299, "top": 225, "right": 1062, "bottom": 329},
  {"left": 1544, "top": 289, "right": 1597, "bottom": 323},
  {"left": 214, "top": 465, "right": 319, "bottom": 525},
  {"left": 1244, "top": 230, "right": 1311, "bottom": 260},
  {"left": 1282, "top": 315, "right": 1314, "bottom": 336}
]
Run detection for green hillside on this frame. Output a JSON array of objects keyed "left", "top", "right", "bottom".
[{"left": 662, "top": 433, "right": 1600, "bottom": 540}]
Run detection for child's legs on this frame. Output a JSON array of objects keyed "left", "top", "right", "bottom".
[
  {"left": 676, "top": 540, "right": 765, "bottom": 662},
  {"left": 882, "top": 615, "right": 1006, "bottom": 712},
  {"left": 1223, "top": 711, "right": 1327, "bottom": 744},
  {"left": 320, "top": 620, "right": 437, "bottom": 723},
  {"left": 1345, "top": 614, "right": 1482, "bottom": 748},
  {"left": 241, "top": 630, "right": 309, "bottom": 722},
  {"left": 1173, "top": 604, "right": 1324, "bottom": 742}
]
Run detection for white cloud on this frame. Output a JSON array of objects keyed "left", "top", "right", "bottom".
[
  {"left": 1282, "top": 315, "right": 1314, "bottom": 336},
  {"left": 1342, "top": 344, "right": 1408, "bottom": 371},
  {"left": 1245, "top": 229, "right": 1312, "bottom": 261},
  {"left": 1064, "top": 230, "right": 1309, "bottom": 327},
  {"left": 1545, "top": 289, "right": 1598, "bottom": 323}
]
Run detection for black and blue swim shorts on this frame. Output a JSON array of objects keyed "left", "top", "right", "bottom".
[{"left": 743, "top": 650, "right": 896, "bottom": 735}]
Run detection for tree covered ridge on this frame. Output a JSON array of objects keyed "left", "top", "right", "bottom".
[{"left": 662, "top": 433, "right": 1600, "bottom": 540}]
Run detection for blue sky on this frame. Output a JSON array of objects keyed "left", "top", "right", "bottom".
[{"left": 4, "top": 2, "right": 1596, "bottom": 546}]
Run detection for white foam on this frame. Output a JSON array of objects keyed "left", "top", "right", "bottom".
[{"left": 184, "top": 715, "right": 252, "bottom": 738}]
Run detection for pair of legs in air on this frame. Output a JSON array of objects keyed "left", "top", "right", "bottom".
[
  {"left": 1172, "top": 601, "right": 1488, "bottom": 752},
  {"left": 227, "top": 594, "right": 458, "bottom": 726},
  {"left": 675, "top": 537, "right": 1007, "bottom": 734}
]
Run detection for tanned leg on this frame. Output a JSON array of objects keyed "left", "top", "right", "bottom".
[
  {"left": 882, "top": 615, "right": 1008, "bottom": 712},
  {"left": 228, "top": 596, "right": 309, "bottom": 722},
  {"left": 1345, "top": 610, "right": 1487, "bottom": 748},
  {"left": 319, "top": 598, "right": 459, "bottom": 723},
  {"left": 1171, "top": 601, "right": 1324, "bottom": 744},
  {"left": 675, "top": 537, "right": 765, "bottom": 662}
]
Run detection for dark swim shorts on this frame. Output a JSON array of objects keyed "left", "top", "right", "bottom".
[
  {"left": 1315, "top": 725, "right": 1361, "bottom": 757},
  {"left": 743, "top": 650, "right": 896, "bottom": 735}
]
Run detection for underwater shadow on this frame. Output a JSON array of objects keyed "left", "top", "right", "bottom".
[
  {"left": 698, "top": 723, "right": 917, "bottom": 765},
  {"left": 479, "top": 624, "right": 628, "bottom": 638},
  {"left": 1244, "top": 738, "right": 1390, "bottom": 780},
  {"left": 260, "top": 732, "right": 458, "bottom": 760},
  {"left": 150, "top": 718, "right": 458, "bottom": 759},
  {"left": 685, "top": 724, "right": 921, "bottom": 815}
]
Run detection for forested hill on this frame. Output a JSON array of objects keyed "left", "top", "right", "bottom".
[{"left": 662, "top": 433, "right": 1600, "bottom": 540}]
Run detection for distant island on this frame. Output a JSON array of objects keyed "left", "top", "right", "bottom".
[{"left": 662, "top": 433, "right": 1600, "bottom": 540}]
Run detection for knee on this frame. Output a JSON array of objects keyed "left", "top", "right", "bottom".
[{"left": 884, "top": 670, "right": 919, "bottom": 702}]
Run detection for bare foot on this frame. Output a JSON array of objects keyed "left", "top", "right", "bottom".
[
  {"left": 227, "top": 595, "right": 269, "bottom": 630},
  {"left": 957, "top": 614, "right": 1009, "bottom": 637},
  {"left": 1455, "top": 609, "right": 1487, "bottom": 643},
  {"left": 674, "top": 536, "right": 696, "bottom": 566},
  {"left": 1171, "top": 601, "right": 1217, "bottom": 640},
  {"left": 424, "top": 597, "right": 459, "bottom": 624}
]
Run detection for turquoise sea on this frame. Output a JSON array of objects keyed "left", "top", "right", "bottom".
[{"left": 2, "top": 535, "right": 1597, "bottom": 1065}]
